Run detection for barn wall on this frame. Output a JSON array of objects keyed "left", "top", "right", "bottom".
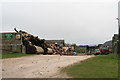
[
  {"left": 0, "top": 32, "right": 25, "bottom": 53},
  {"left": 112, "top": 34, "right": 118, "bottom": 54},
  {"left": 46, "top": 40, "right": 65, "bottom": 47},
  {"left": 0, "top": 33, "right": 2, "bottom": 54},
  {"left": 118, "top": 1, "right": 120, "bottom": 54}
]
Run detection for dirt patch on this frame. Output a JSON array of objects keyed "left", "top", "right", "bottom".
[
  {"left": 0, "top": 59, "right": 2, "bottom": 79},
  {"left": 2, "top": 55, "right": 94, "bottom": 78}
]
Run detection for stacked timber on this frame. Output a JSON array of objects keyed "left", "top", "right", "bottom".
[
  {"left": 14, "top": 28, "right": 53, "bottom": 54},
  {"left": 14, "top": 28, "right": 74, "bottom": 55}
]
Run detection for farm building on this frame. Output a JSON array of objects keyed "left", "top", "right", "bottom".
[
  {"left": 0, "top": 32, "right": 25, "bottom": 53},
  {"left": 118, "top": 1, "right": 120, "bottom": 54},
  {"left": 45, "top": 40, "right": 65, "bottom": 47},
  {"left": 100, "top": 41, "right": 112, "bottom": 48}
]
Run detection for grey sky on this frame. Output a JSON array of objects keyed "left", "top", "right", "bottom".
[{"left": 1, "top": 0, "right": 119, "bottom": 45}]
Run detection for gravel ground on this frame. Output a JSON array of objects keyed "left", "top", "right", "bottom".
[
  {"left": 2, "top": 55, "right": 94, "bottom": 78},
  {"left": 0, "top": 59, "right": 2, "bottom": 79}
]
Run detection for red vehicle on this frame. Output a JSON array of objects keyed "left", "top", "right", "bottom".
[{"left": 100, "top": 46, "right": 110, "bottom": 55}]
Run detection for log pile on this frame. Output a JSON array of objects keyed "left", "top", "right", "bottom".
[{"left": 14, "top": 28, "right": 74, "bottom": 55}]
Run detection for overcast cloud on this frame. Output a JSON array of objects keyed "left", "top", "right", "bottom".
[{"left": 1, "top": 0, "right": 119, "bottom": 45}]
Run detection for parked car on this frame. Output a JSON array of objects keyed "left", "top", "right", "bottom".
[{"left": 94, "top": 49, "right": 101, "bottom": 55}]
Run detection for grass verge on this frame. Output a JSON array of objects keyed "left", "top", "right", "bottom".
[
  {"left": 0, "top": 53, "right": 32, "bottom": 59},
  {"left": 62, "top": 54, "right": 118, "bottom": 78}
]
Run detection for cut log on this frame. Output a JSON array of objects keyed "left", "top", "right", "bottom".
[{"left": 35, "top": 46, "right": 44, "bottom": 54}]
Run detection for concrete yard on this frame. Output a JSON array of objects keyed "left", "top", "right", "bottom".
[{"left": 2, "top": 55, "right": 94, "bottom": 78}]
